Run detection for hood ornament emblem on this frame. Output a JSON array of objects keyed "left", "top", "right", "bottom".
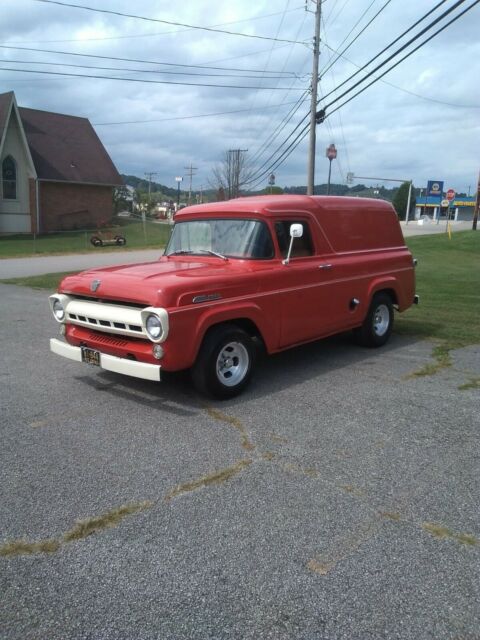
[{"left": 90, "top": 279, "right": 101, "bottom": 292}]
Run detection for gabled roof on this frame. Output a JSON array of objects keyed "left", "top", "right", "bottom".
[
  {"left": 0, "top": 91, "right": 14, "bottom": 149},
  {"left": 18, "top": 106, "right": 123, "bottom": 186}
]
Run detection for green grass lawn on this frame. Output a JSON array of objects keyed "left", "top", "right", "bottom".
[
  {"left": 395, "top": 231, "right": 479, "bottom": 348},
  {"left": 2, "top": 230, "right": 479, "bottom": 354},
  {"left": 0, "top": 220, "right": 172, "bottom": 258}
]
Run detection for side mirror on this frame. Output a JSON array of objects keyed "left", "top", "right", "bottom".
[
  {"left": 290, "top": 223, "right": 303, "bottom": 238},
  {"left": 283, "top": 223, "right": 304, "bottom": 265}
]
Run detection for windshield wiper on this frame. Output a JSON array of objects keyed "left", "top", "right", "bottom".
[
  {"left": 166, "top": 249, "right": 228, "bottom": 261},
  {"left": 195, "top": 249, "right": 229, "bottom": 261},
  {"left": 166, "top": 250, "right": 194, "bottom": 257}
]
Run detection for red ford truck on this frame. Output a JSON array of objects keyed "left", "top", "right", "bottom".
[{"left": 49, "top": 195, "right": 417, "bottom": 398}]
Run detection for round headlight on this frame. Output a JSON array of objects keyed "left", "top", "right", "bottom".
[
  {"left": 53, "top": 299, "right": 65, "bottom": 321},
  {"left": 146, "top": 314, "right": 163, "bottom": 340}
]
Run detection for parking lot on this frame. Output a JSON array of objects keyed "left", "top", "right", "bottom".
[{"left": 1, "top": 282, "right": 479, "bottom": 640}]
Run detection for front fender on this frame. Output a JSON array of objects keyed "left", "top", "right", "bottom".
[{"left": 193, "top": 302, "right": 276, "bottom": 360}]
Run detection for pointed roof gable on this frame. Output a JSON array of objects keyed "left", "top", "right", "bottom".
[
  {"left": 18, "top": 106, "right": 123, "bottom": 186},
  {"left": 0, "top": 91, "right": 15, "bottom": 149},
  {"left": 0, "top": 91, "right": 37, "bottom": 176}
]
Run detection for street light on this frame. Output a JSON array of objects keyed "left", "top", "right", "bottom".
[
  {"left": 326, "top": 144, "right": 337, "bottom": 195},
  {"left": 175, "top": 176, "right": 183, "bottom": 208}
]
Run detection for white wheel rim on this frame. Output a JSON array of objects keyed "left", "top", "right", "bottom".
[
  {"left": 373, "top": 304, "right": 390, "bottom": 336},
  {"left": 216, "top": 341, "right": 249, "bottom": 387}
]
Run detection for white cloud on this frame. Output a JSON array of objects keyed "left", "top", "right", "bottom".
[{"left": 2, "top": 0, "right": 479, "bottom": 193}]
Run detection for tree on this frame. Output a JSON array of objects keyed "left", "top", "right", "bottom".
[
  {"left": 211, "top": 150, "right": 253, "bottom": 199},
  {"left": 393, "top": 182, "right": 416, "bottom": 220},
  {"left": 262, "top": 186, "right": 284, "bottom": 195}
]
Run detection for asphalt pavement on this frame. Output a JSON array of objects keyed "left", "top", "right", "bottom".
[{"left": 1, "top": 283, "right": 479, "bottom": 639}]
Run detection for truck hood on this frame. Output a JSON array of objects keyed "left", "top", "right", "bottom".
[{"left": 58, "top": 256, "right": 260, "bottom": 307}]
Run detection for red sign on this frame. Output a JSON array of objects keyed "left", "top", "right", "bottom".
[
  {"left": 446, "top": 188, "right": 455, "bottom": 201},
  {"left": 326, "top": 144, "right": 337, "bottom": 160}
]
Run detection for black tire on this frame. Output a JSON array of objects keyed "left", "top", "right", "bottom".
[
  {"left": 114, "top": 235, "right": 126, "bottom": 246},
  {"left": 354, "top": 292, "right": 394, "bottom": 348},
  {"left": 90, "top": 235, "right": 103, "bottom": 247},
  {"left": 191, "top": 324, "right": 255, "bottom": 399}
]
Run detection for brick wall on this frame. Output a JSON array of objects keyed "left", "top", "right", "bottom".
[{"left": 39, "top": 182, "right": 114, "bottom": 232}]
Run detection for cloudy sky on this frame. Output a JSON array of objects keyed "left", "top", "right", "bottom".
[{"left": 2, "top": 0, "right": 479, "bottom": 195}]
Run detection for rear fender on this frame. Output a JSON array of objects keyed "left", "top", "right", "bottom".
[{"left": 366, "top": 277, "right": 401, "bottom": 310}]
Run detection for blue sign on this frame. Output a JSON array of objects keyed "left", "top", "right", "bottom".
[{"left": 426, "top": 180, "right": 444, "bottom": 199}]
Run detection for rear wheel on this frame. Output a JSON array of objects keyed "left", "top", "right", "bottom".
[
  {"left": 192, "top": 324, "right": 255, "bottom": 399},
  {"left": 354, "top": 292, "right": 394, "bottom": 347}
]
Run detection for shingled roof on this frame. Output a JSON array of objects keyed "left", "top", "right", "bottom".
[
  {"left": 0, "top": 91, "right": 15, "bottom": 146},
  {"left": 17, "top": 105, "right": 123, "bottom": 186}
]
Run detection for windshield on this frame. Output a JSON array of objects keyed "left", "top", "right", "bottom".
[{"left": 165, "top": 218, "right": 274, "bottom": 259}]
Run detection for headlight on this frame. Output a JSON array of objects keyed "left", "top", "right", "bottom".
[
  {"left": 146, "top": 314, "right": 163, "bottom": 340},
  {"left": 53, "top": 299, "right": 65, "bottom": 321}
]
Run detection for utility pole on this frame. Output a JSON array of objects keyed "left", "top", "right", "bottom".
[
  {"left": 184, "top": 163, "right": 198, "bottom": 205},
  {"left": 144, "top": 172, "right": 158, "bottom": 209},
  {"left": 473, "top": 170, "right": 479, "bottom": 231},
  {"left": 307, "top": 0, "right": 322, "bottom": 196},
  {"left": 143, "top": 172, "right": 157, "bottom": 243}
]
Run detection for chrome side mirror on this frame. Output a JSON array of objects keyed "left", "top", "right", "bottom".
[{"left": 283, "top": 223, "right": 303, "bottom": 265}]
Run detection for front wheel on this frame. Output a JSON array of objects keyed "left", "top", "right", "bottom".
[
  {"left": 191, "top": 325, "right": 255, "bottom": 399},
  {"left": 354, "top": 292, "right": 394, "bottom": 348}
]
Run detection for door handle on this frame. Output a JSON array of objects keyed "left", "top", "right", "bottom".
[{"left": 318, "top": 263, "right": 333, "bottom": 270}]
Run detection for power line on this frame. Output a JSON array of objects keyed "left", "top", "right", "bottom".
[
  {"left": 251, "top": 0, "right": 480, "bottom": 185},
  {"left": 320, "top": 0, "right": 393, "bottom": 77},
  {"left": 0, "top": 45, "right": 300, "bottom": 76},
  {"left": 3, "top": 58, "right": 299, "bottom": 81},
  {"left": 321, "top": 40, "right": 480, "bottom": 109},
  {"left": 0, "top": 66, "right": 306, "bottom": 91},
  {"left": 320, "top": 0, "right": 451, "bottom": 103},
  {"left": 92, "top": 101, "right": 307, "bottom": 126},
  {"left": 322, "top": 0, "right": 473, "bottom": 111},
  {"left": 32, "top": 0, "right": 309, "bottom": 45},
  {"left": 325, "top": 0, "right": 480, "bottom": 116},
  {"left": 6, "top": 6, "right": 305, "bottom": 45}
]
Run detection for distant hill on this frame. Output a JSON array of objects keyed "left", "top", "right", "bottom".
[
  {"left": 122, "top": 174, "right": 410, "bottom": 202},
  {"left": 121, "top": 174, "right": 179, "bottom": 198}
]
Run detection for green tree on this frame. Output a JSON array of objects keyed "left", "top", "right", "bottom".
[
  {"left": 262, "top": 186, "right": 284, "bottom": 195},
  {"left": 393, "top": 182, "right": 416, "bottom": 220}
]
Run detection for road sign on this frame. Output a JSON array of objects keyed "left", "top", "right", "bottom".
[
  {"left": 446, "top": 188, "right": 455, "bottom": 201},
  {"left": 326, "top": 143, "right": 337, "bottom": 160}
]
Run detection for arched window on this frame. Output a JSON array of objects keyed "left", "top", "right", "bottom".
[{"left": 2, "top": 155, "right": 17, "bottom": 200}]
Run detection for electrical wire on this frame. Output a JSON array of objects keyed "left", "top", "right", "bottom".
[
  {"left": 32, "top": 0, "right": 309, "bottom": 45},
  {"left": 0, "top": 66, "right": 306, "bottom": 90},
  {"left": 2, "top": 58, "right": 298, "bottom": 81},
  {"left": 325, "top": 0, "right": 480, "bottom": 116},
  {"left": 320, "top": 0, "right": 450, "bottom": 102},
  {"left": 91, "top": 101, "right": 306, "bottom": 126},
  {"left": 0, "top": 45, "right": 300, "bottom": 76},
  {"left": 248, "top": 1, "right": 480, "bottom": 186},
  {"left": 320, "top": 0, "right": 393, "bottom": 77},
  {"left": 6, "top": 6, "right": 305, "bottom": 45}
]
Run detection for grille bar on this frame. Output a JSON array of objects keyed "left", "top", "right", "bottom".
[{"left": 65, "top": 299, "right": 147, "bottom": 339}]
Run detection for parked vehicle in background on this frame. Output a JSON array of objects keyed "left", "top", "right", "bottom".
[{"left": 49, "top": 195, "right": 417, "bottom": 398}]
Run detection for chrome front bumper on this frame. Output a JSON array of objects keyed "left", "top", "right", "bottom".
[{"left": 50, "top": 339, "right": 161, "bottom": 382}]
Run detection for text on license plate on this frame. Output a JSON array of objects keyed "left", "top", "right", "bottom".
[{"left": 81, "top": 347, "right": 100, "bottom": 366}]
